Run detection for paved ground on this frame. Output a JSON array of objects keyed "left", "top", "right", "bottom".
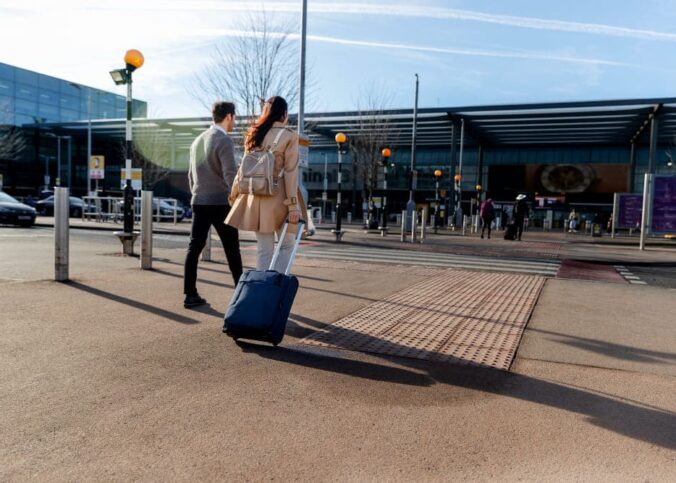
[{"left": 1, "top": 225, "right": 675, "bottom": 481}]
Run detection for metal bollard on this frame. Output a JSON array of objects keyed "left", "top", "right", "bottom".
[
  {"left": 411, "top": 212, "right": 418, "bottom": 243},
  {"left": 141, "top": 191, "right": 153, "bottom": 270},
  {"left": 401, "top": 210, "right": 407, "bottom": 242},
  {"left": 202, "top": 227, "right": 212, "bottom": 261},
  {"left": 420, "top": 208, "right": 427, "bottom": 243},
  {"left": 54, "top": 187, "right": 69, "bottom": 281}
]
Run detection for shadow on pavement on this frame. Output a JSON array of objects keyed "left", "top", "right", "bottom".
[
  {"left": 236, "top": 341, "right": 432, "bottom": 387},
  {"left": 242, "top": 314, "right": 676, "bottom": 450},
  {"left": 68, "top": 282, "right": 202, "bottom": 325},
  {"left": 529, "top": 327, "right": 676, "bottom": 365}
]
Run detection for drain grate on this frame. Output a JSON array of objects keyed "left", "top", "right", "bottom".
[{"left": 300, "top": 270, "right": 545, "bottom": 370}]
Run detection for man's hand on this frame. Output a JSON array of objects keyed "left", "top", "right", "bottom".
[{"left": 288, "top": 210, "right": 301, "bottom": 224}]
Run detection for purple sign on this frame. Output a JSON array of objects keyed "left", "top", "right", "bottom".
[
  {"left": 617, "top": 194, "right": 643, "bottom": 229},
  {"left": 651, "top": 176, "right": 676, "bottom": 234}
]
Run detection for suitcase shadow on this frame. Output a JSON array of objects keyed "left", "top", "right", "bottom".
[{"left": 234, "top": 339, "right": 433, "bottom": 387}]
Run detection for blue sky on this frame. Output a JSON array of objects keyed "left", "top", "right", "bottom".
[{"left": 2, "top": 0, "right": 676, "bottom": 117}]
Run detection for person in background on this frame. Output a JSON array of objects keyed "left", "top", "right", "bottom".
[
  {"left": 513, "top": 194, "right": 529, "bottom": 241},
  {"left": 183, "top": 101, "right": 243, "bottom": 309},
  {"left": 480, "top": 197, "right": 495, "bottom": 239},
  {"left": 568, "top": 208, "right": 579, "bottom": 233}
]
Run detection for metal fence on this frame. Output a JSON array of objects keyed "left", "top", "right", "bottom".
[{"left": 82, "top": 196, "right": 183, "bottom": 224}]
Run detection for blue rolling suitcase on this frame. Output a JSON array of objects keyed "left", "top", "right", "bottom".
[{"left": 223, "top": 221, "right": 304, "bottom": 346}]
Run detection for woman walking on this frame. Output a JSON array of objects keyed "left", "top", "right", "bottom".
[
  {"left": 226, "top": 96, "right": 304, "bottom": 271},
  {"left": 480, "top": 198, "right": 495, "bottom": 239}
]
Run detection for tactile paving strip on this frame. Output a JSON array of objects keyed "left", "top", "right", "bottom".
[{"left": 300, "top": 270, "right": 545, "bottom": 370}]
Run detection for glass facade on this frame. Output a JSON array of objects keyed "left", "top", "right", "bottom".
[{"left": 0, "top": 62, "right": 147, "bottom": 126}]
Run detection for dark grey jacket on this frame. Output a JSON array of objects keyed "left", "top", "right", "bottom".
[{"left": 188, "top": 126, "right": 237, "bottom": 205}]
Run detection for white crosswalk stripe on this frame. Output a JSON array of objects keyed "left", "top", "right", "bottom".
[
  {"left": 299, "top": 245, "right": 560, "bottom": 276},
  {"left": 613, "top": 265, "right": 648, "bottom": 285}
]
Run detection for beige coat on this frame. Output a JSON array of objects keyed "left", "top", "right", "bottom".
[{"left": 225, "top": 122, "right": 304, "bottom": 233}]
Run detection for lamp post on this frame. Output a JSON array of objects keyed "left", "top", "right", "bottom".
[
  {"left": 475, "top": 184, "right": 482, "bottom": 233},
  {"left": 332, "top": 133, "right": 347, "bottom": 242},
  {"left": 109, "top": 49, "right": 144, "bottom": 254},
  {"left": 322, "top": 152, "right": 328, "bottom": 221},
  {"left": 406, "top": 74, "right": 420, "bottom": 229},
  {"left": 380, "top": 148, "right": 391, "bottom": 236},
  {"left": 454, "top": 174, "right": 462, "bottom": 227},
  {"left": 44, "top": 132, "right": 70, "bottom": 187},
  {"left": 434, "top": 169, "right": 443, "bottom": 234}
]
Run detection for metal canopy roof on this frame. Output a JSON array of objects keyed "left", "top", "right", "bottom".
[{"left": 30, "top": 97, "right": 676, "bottom": 150}]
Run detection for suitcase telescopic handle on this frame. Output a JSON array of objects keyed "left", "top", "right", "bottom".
[{"left": 269, "top": 219, "right": 306, "bottom": 275}]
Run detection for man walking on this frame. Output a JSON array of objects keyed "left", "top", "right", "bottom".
[
  {"left": 513, "top": 194, "right": 529, "bottom": 241},
  {"left": 184, "top": 102, "right": 243, "bottom": 308}
]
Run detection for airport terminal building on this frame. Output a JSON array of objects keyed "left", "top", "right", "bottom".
[{"left": 1, "top": 71, "right": 675, "bottom": 228}]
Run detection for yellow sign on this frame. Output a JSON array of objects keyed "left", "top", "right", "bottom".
[
  {"left": 89, "top": 155, "right": 105, "bottom": 179},
  {"left": 120, "top": 168, "right": 143, "bottom": 190}
]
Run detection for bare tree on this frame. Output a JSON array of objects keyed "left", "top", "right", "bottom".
[
  {"left": 348, "top": 86, "right": 396, "bottom": 222},
  {"left": 189, "top": 9, "right": 299, "bottom": 121}
]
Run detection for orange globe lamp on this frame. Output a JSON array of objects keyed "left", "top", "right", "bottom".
[
  {"left": 335, "top": 132, "right": 347, "bottom": 144},
  {"left": 476, "top": 184, "right": 482, "bottom": 192},
  {"left": 124, "top": 49, "right": 144, "bottom": 70},
  {"left": 381, "top": 148, "right": 391, "bottom": 158},
  {"left": 454, "top": 174, "right": 461, "bottom": 183},
  {"left": 434, "top": 169, "right": 443, "bottom": 178}
]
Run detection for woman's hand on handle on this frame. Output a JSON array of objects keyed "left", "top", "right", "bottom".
[{"left": 288, "top": 210, "right": 301, "bottom": 224}]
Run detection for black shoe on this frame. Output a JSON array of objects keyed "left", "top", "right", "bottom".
[
  {"left": 184, "top": 294, "right": 207, "bottom": 308},
  {"left": 481, "top": 234, "right": 484, "bottom": 239}
]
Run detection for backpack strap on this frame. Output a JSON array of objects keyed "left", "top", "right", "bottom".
[{"left": 269, "top": 128, "right": 285, "bottom": 151}]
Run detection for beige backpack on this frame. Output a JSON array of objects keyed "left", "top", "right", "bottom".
[{"left": 236, "top": 129, "right": 285, "bottom": 196}]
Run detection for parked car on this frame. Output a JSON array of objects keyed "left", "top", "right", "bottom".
[
  {"left": 114, "top": 198, "right": 185, "bottom": 222},
  {"left": 36, "top": 195, "right": 88, "bottom": 217},
  {"left": 0, "top": 191, "right": 37, "bottom": 227}
]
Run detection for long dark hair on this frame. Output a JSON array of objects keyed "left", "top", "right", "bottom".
[{"left": 245, "top": 96, "right": 288, "bottom": 152}]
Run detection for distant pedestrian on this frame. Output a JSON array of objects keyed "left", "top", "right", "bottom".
[
  {"left": 183, "top": 101, "right": 243, "bottom": 309},
  {"left": 513, "top": 194, "right": 529, "bottom": 241},
  {"left": 480, "top": 198, "right": 495, "bottom": 239},
  {"left": 568, "top": 208, "right": 579, "bottom": 232}
]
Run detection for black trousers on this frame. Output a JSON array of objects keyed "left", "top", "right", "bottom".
[
  {"left": 515, "top": 216, "right": 525, "bottom": 240},
  {"left": 184, "top": 205, "right": 243, "bottom": 295},
  {"left": 480, "top": 216, "right": 493, "bottom": 237}
]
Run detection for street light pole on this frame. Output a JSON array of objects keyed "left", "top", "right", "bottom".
[
  {"left": 110, "top": 49, "right": 144, "bottom": 254},
  {"left": 406, "top": 74, "right": 419, "bottom": 229},
  {"left": 332, "top": 133, "right": 347, "bottom": 242},
  {"left": 56, "top": 136, "right": 61, "bottom": 186},
  {"left": 434, "top": 169, "right": 443, "bottom": 234},
  {"left": 322, "top": 152, "right": 328, "bottom": 220},
  {"left": 380, "top": 148, "right": 391, "bottom": 236}
]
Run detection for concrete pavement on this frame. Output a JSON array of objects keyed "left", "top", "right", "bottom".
[{"left": 0, "top": 226, "right": 675, "bottom": 481}]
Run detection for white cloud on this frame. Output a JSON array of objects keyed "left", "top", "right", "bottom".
[{"left": 12, "top": 0, "right": 675, "bottom": 42}]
